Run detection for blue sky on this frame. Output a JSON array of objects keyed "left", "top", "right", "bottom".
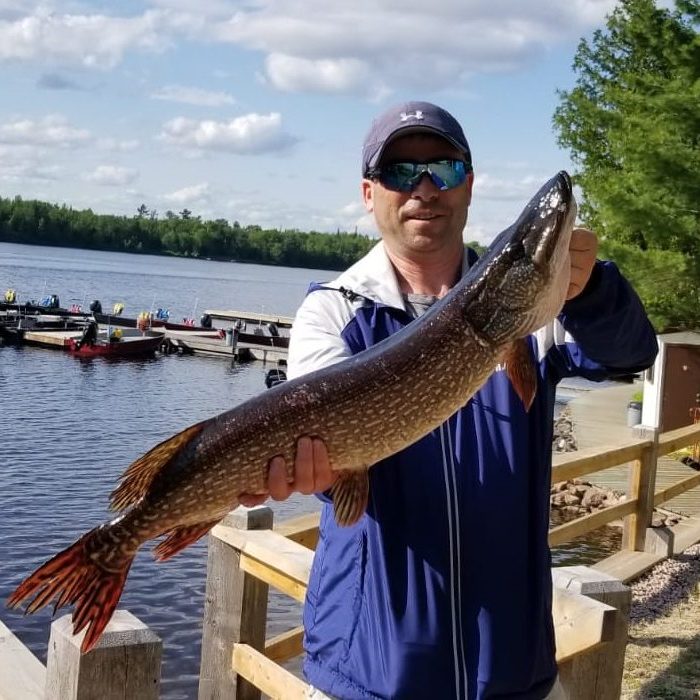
[{"left": 0, "top": 0, "right": 620, "bottom": 244}]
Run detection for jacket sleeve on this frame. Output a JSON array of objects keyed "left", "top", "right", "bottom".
[
  {"left": 287, "top": 286, "right": 354, "bottom": 380},
  {"left": 544, "top": 260, "right": 658, "bottom": 381}
]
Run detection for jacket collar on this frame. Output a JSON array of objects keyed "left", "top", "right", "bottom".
[{"left": 332, "top": 240, "right": 474, "bottom": 313}]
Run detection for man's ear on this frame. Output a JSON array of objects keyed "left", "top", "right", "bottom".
[{"left": 361, "top": 179, "right": 374, "bottom": 213}]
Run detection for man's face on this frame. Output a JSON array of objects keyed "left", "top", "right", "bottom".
[{"left": 361, "top": 133, "right": 474, "bottom": 259}]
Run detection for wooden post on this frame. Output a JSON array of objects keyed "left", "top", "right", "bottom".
[
  {"left": 44, "top": 610, "right": 161, "bottom": 700},
  {"left": 198, "top": 506, "right": 273, "bottom": 700},
  {"left": 553, "top": 566, "right": 630, "bottom": 700},
  {"left": 644, "top": 526, "right": 674, "bottom": 557},
  {"left": 623, "top": 426, "right": 659, "bottom": 551}
]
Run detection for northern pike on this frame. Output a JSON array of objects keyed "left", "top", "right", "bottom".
[{"left": 8, "top": 170, "right": 576, "bottom": 652}]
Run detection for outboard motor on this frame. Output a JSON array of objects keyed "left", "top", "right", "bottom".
[
  {"left": 264, "top": 368, "right": 287, "bottom": 389},
  {"left": 89, "top": 300, "right": 103, "bottom": 314},
  {"left": 200, "top": 313, "right": 212, "bottom": 329},
  {"left": 75, "top": 320, "right": 98, "bottom": 350}
]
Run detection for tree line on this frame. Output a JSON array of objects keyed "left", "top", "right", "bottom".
[
  {"left": 0, "top": 197, "right": 377, "bottom": 271},
  {"left": 0, "top": 196, "right": 487, "bottom": 271}
]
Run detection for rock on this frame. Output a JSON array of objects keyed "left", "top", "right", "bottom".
[
  {"left": 564, "top": 493, "right": 581, "bottom": 506},
  {"left": 582, "top": 488, "right": 607, "bottom": 509}
]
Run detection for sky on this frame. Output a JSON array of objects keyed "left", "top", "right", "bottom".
[{"left": 0, "top": 0, "right": 622, "bottom": 245}]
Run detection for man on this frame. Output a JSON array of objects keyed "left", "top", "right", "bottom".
[{"left": 242, "top": 101, "right": 658, "bottom": 699}]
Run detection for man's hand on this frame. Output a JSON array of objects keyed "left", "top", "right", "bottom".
[
  {"left": 567, "top": 228, "right": 598, "bottom": 300},
  {"left": 239, "top": 436, "right": 336, "bottom": 507}
]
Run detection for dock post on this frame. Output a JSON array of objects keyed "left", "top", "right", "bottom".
[
  {"left": 553, "top": 566, "right": 630, "bottom": 700},
  {"left": 198, "top": 506, "right": 273, "bottom": 700},
  {"left": 44, "top": 610, "right": 161, "bottom": 700}
]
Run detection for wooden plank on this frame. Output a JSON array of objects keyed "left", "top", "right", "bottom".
[
  {"left": 212, "top": 524, "right": 313, "bottom": 602},
  {"left": 264, "top": 626, "right": 304, "bottom": 663},
  {"left": 551, "top": 439, "right": 648, "bottom": 484},
  {"left": 553, "top": 587, "right": 616, "bottom": 663},
  {"left": 671, "top": 517, "right": 700, "bottom": 554},
  {"left": 0, "top": 619, "right": 45, "bottom": 700},
  {"left": 275, "top": 512, "right": 320, "bottom": 550},
  {"left": 653, "top": 472, "right": 700, "bottom": 508},
  {"left": 548, "top": 500, "right": 637, "bottom": 547},
  {"left": 591, "top": 550, "right": 666, "bottom": 583},
  {"left": 657, "top": 423, "right": 700, "bottom": 455},
  {"left": 232, "top": 644, "right": 312, "bottom": 699}
]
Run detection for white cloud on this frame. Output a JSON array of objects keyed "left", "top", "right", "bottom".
[
  {"left": 0, "top": 8, "right": 169, "bottom": 68},
  {"left": 214, "top": 0, "right": 616, "bottom": 93},
  {"left": 264, "top": 54, "right": 372, "bottom": 95},
  {"left": 473, "top": 172, "right": 549, "bottom": 202},
  {"left": 0, "top": 144, "right": 63, "bottom": 181},
  {"left": 96, "top": 138, "right": 141, "bottom": 152},
  {"left": 85, "top": 165, "right": 139, "bottom": 186},
  {"left": 0, "top": 2, "right": 616, "bottom": 93},
  {"left": 163, "top": 182, "right": 210, "bottom": 204},
  {"left": 151, "top": 84, "right": 236, "bottom": 107},
  {"left": 159, "top": 112, "right": 297, "bottom": 154},
  {"left": 0, "top": 115, "right": 90, "bottom": 147}
]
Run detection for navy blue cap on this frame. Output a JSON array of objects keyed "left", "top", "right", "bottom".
[{"left": 362, "top": 101, "right": 472, "bottom": 177}]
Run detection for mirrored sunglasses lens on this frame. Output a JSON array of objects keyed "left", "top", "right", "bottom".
[
  {"left": 429, "top": 161, "right": 467, "bottom": 190},
  {"left": 382, "top": 163, "right": 421, "bottom": 192}
]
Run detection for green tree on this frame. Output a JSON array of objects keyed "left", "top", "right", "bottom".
[{"left": 553, "top": 0, "right": 700, "bottom": 331}]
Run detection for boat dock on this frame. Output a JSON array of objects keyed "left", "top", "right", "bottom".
[{"left": 204, "top": 309, "right": 294, "bottom": 328}]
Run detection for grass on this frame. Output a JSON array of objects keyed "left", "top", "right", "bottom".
[{"left": 622, "top": 582, "right": 700, "bottom": 699}]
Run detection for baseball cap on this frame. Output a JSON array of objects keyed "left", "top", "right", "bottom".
[{"left": 361, "top": 101, "right": 472, "bottom": 177}]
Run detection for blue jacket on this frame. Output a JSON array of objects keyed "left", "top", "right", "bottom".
[{"left": 287, "top": 242, "right": 658, "bottom": 699}]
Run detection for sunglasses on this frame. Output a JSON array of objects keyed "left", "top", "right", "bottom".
[{"left": 369, "top": 159, "right": 470, "bottom": 193}]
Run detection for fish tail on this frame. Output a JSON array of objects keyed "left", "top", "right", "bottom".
[{"left": 7, "top": 527, "right": 134, "bottom": 653}]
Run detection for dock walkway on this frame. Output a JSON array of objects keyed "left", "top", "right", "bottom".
[{"left": 566, "top": 382, "right": 700, "bottom": 517}]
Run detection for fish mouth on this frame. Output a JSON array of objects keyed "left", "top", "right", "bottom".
[{"left": 530, "top": 171, "right": 576, "bottom": 269}]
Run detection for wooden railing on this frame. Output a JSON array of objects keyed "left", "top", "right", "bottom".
[{"left": 4, "top": 423, "right": 700, "bottom": 699}]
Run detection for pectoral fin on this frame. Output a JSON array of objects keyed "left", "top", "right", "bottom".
[
  {"left": 330, "top": 469, "right": 369, "bottom": 527},
  {"left": 504, "top": 338, "right": 537, "bottom": 411}
]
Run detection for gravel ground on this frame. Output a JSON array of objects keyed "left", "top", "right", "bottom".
[{"left": 622, "top": 542, "right": 700, "bottom": 698}]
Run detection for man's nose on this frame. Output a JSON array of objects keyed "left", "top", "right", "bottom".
[{"left": 410, "top": 172, "right": 440, "bottom": 200}]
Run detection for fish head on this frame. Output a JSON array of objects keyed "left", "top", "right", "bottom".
[{"left": 467, "top": 171, "right": 576, "bottom": 343}]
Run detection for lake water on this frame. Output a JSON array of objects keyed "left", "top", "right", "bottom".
[{"left": 0, "top": 242, "right": 620, "bottom": 698}]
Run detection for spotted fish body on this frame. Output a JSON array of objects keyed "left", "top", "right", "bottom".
[{"left": 9, "top": 171, "right": 576, "bottom": 652}]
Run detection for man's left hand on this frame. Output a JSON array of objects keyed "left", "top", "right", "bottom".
[{"left": 567, "top": 228, "right": 598, "bottom": 300}]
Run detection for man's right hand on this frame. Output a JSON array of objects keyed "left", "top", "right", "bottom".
[{"left": 239, "top": 436, "right": 337, "bottom": 507}]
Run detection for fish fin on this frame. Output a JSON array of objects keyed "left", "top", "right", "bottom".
[
  {"left": 330, "top": 469, "right": 369, "bottom": 527},
  {"left": 504, "top": 338, "right": 538, "bottom": 411},
  {"left": 110, "top": 421, "right": 208, "bottom": 511},
  {"left": 152, "top": 519, "right": 220, "bottom": 561},
  {"left": 7, "top": 527, "right": 134, "bottom": 654}
]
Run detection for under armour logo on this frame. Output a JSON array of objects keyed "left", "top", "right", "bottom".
[{"left": 399, "top": 111, "right": 424, "bottom": 122}]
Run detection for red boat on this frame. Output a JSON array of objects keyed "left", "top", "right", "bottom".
[{"left": 66, "top": 332, "right": 164, "bottom": 358}]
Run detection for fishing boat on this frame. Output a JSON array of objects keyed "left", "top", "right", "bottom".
[{"left": 66, "top": 332, "right": 163, "bottom": 358}]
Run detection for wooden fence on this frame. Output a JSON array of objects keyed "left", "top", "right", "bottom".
[{"left": 4, "top": 423, "right": 700, "bottom": 699}]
